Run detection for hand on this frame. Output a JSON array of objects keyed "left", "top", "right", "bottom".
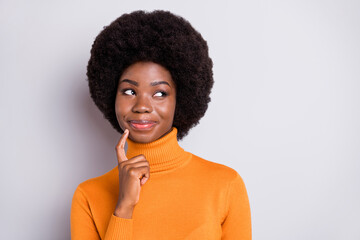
[{"left": 114, "top": 129, "right": 150, "bottom": 219}]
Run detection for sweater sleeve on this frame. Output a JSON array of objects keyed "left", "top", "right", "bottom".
[
  {"left": 104, "top": 215, "right": 133, "bottom": 240},
  {"left": 71, "top": 186, "right": 133, "bottom": 240},
  {"left": 221, "top": 173, "right": 252, "bottom": 240},
  {"left": 71, "top": 187, "right": 101, "bottom": 240}
]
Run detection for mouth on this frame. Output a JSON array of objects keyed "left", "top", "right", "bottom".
[{"left": 128, "top": 120, "right": 157, "bottom": 130}]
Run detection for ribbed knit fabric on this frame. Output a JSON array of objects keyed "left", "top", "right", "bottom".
[
  {"left": 71, "top": 128, "right": 251, "bottom": 239},
  {"left": 126, "top": 128, "right": 191, "bottom": 174}
]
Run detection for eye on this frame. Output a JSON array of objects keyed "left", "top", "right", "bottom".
[
  {"left": 123, "top": 89, "right": 135, "bottom": 96},
  {"left": 153, "top": 91, "right": 167, "bottom": 97}
]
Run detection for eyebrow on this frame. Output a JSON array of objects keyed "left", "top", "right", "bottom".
[
  {"left": 150, "top": 81, "right": 170, "bottom": 87},
  {"left": 120, "top": 79, "right": 170, "bottom": 87},
  {"left": 120, "top": 79, "right": 138, "bottom": 86}
]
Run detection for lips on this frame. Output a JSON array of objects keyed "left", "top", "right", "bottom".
[{"left": 128, "top": 120, "right": 157, "bottom": 130}]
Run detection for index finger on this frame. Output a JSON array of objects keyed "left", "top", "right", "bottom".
[{"left": 116, "top": 129, "right": 129, "bottom": 162}]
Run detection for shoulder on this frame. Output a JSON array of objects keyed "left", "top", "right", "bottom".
[
  {"left": 189, "top": 153, "right": 242, "bottom": 184},
  {"left": 75, "top": 167, "right": 118, "bottom": 197}
]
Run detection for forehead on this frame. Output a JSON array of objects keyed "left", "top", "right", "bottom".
[{"left": 120, "top": 62, "right": 175, "bottom": 86}]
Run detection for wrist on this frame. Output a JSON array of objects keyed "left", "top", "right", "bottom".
[{"left": 114, "top": 204, "right": 134, "bottom": 219}]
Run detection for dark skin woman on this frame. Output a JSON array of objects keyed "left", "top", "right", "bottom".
[
  {"left": 71, "top": 10, "right": 251, "bottom": 239},
  {"left": 114, "top": 62, "right": 176, "bottom": 218}
]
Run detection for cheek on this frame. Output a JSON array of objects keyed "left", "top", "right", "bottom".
[
  {"left": 157, "top": 99, "right": 176, "bottom": 121},
  {"left": 170, "top": 101, "right": 176, "bottom": 119},
  {"left": 115, "top": 99, "right": 128, "bottom": 123}
]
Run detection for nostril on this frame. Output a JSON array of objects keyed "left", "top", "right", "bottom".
[{"left": 132, "top": 98, "right": 153, "bottom": 113}]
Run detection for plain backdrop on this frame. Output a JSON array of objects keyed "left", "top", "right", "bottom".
[{"left": 1, "top": 0, "right": 359, "bottom": 239}]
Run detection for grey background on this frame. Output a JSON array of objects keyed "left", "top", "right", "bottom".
[{"left": 1, "top": 0, "right": 359, "bottom": 239}]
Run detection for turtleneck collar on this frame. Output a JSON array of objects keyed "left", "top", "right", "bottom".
[{"left": 126, "top": 128, "right": 191, "bottom": 174}]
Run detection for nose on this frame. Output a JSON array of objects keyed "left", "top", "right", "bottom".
[{"left": 132, "top": 95, "right": 153, "bottom": 113}]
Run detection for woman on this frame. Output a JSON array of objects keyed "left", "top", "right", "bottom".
[{"left": 71, "top": 10, "right": 251, "bottom": 239}]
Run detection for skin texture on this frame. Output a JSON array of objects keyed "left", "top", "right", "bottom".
[
  {"left": 115, "top": 61, "right": 176, "bottom": 143},
  {"left": 113, "top": 61, "right": 177, "bottom": 218},
  {"left": 114, "top": 129, "right": 149, "bottom": 218}
]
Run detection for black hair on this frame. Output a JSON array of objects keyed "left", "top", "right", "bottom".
[{"left": 87, "top": 10, "right": 213, "bottom": 139}]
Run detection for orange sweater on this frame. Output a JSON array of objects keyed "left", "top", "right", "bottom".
[{"left": 71, "top": 128, "right": 251, "bottom": 239}]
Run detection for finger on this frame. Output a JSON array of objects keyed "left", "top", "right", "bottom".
[
  {"left": 120, "top": 160, "right": 148, "bottom": 169},
  {"left": 116, "top": 129, "right": 129, "bottom": 162},
  {"left": 140, "top": 170, "right": 150, "bottom": 186},
  {"left": 128, "top": 165, "right": 149, "bottom": 180}
]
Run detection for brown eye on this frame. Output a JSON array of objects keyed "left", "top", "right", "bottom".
[
  {"left": 153, "top": 91, "right": 167, "bottom": 97},
  {"left": 123, "top": 89, "right": 135, "bottom": 95}
]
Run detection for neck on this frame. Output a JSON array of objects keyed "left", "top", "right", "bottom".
[{"left": 126, "top": 128, "right": 190, "bottom": 173}]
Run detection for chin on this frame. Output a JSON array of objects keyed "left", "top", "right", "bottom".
[{"left": 129, "top": 133, "right": 158, "bottom": 144}]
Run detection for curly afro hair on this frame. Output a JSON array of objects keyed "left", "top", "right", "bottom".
[{"left": 87, "top": 10, "right": 213, "bottom": 139}]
